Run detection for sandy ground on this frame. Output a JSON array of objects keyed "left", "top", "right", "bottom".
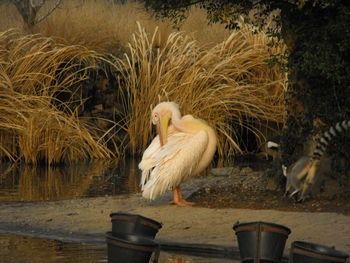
[{"left": 1, "top": 174, "right": 350, "bottom": 261}]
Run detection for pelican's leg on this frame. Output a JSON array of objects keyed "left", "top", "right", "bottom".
[{"left": 169, "top": 186, "right": 195, "bottom": 206}]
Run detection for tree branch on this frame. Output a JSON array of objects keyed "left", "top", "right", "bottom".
[
  {"left": 149, "top": 0, "right": 203, "bottom": 11},
  {"left": 30, "top": 0, "right": 45, "bottom": 12},
  {"left": 35, "top": 0, "right": 62, "bottom": 25},
  {"left": 172, "top": 0, "right": 203, "bottom": 9}
]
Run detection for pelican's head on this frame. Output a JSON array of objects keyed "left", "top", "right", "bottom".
[{"left": 151, "top": 101, "right": 180, "bottom": 146}]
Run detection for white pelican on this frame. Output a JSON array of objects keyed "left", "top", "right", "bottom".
[{"left": 139, "top": 101, "right": 217, "bottom": 206}]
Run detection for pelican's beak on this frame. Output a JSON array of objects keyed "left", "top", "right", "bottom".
[{"left": 157, "top": 115, "right": 170, "bottom": 146}]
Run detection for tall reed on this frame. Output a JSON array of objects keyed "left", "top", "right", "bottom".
[{"left": 112, "top": 22, "right": 286, "bottom": 162}]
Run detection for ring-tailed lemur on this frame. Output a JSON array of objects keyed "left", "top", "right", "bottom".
[{"left": 282, "top": 120, "right": 350, "bottom": 201}]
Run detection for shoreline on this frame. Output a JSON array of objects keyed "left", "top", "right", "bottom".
[{"left": 1, "top": 192, "right": 350, "bottom": 259}]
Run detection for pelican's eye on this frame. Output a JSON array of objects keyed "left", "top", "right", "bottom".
[{"left": 152, "top": 113, "right": 159, "bottom": 124}]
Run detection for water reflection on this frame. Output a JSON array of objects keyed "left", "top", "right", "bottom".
[
  {"left": 159, "top": 253, "right": 236, "bottom": 263},
  {"left": 0, "top": 232, "right": 106, "bottom": 263},
  {"left": 0, "top": 233, "right": 236, "bottom": 263},
  {"left": 0, "top": 159, "right": 141, "bottom": 202}
]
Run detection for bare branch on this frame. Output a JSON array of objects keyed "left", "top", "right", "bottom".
[
  {"left": 35, "top": 0, "right": 62, "bottom": 25},
  {"left": 30, "top": 0, "right": 45, "bottom": 11},
  {"left": 173, "top": 0, "right": 203, "bottom": 9}
]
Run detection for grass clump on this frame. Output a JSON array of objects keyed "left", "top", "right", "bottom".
[
  {"left": 113, "top": 22, "right": 286, "bottom": 162},
  {"left": 0, "top": 30, "right": 116, "bottom": 164}
]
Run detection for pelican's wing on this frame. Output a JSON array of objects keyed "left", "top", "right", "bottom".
[
  {"left": 138, "top": 135, "right": 161, "bottom": 186},
  {"left": 139, "top": 125, "right": 179, "bottom": 185},
  {"left": 139, "top": 130, "right": 209, "bottom": 200},
  {"left": 139, "top": 135, "right": 161, "bottom": 170}
]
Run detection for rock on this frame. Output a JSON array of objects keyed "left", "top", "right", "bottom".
[
  {"left": 266, "top": 177, "right": 279, "bottom": 191},
  {"left": 240, "top": 167, "right": 253, "bottom": 175},
  {"left": 210, "top": 167, "right": 240, "bottom": 176}
]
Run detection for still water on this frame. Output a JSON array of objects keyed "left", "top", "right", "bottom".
[
  {"left": 0, "top": 232, "right": 235, "bottom": 263},
  {"left": 0, "top": 159, "right": 141, "bottom": 202},
  {"left": 0, "top": 160, "right": 237, "bottom": 263}
]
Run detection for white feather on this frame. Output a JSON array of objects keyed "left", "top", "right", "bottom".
[{"left": 139, "top": 130, "right": 209, "bottom": 200}]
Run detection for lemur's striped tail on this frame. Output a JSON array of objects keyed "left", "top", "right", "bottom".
[
  {"left": 312, "top": 120, "right": 350, "bottom": 160},
  {"left": 284, "top": 120, "right": 350, "bottom": 202}
]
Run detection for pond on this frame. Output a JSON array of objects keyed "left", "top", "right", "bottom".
[
  {"left": 0, "top": 232, "right": 236, "bottom": 263},
  {"left": 0, "top": 159, "right": 141, "bottom": 202},
  {"left": 0, "top": 160, "right": 239, "bottom": 263}
]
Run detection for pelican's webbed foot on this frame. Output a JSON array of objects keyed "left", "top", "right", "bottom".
[
  {"left": 168, "top": 199, "right": 195, "bottom": 207},
  {"left": 169, "top": 186, "right": 195, "bottom": 207}
]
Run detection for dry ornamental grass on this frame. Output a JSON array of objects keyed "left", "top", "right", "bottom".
[
  {"left": 0, "top": 30, "right": 116, "bottom": 164},
  {"left": 0, "top": 1, "right": 287, "bottom": 165},
  {"left": 113, "top": 22, "right": 286, "bottom": 163}
]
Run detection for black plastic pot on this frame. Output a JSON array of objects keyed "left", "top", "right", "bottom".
[
  {"left": 106, "top": 232, "right": 160, "bottom": 263},
  {"left": 110, "top": 212, "right": 162, "bottom": 239},
  {"left": 289, "top": 241, "right": 349, "bottom": 263},
  {"left": 233, "top": 221, "right": 291, "bottom": 263}
]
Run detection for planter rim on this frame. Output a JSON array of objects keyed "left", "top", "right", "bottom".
[
  {"left": 110, "top": 212, "right": 162, "bottom": 228},
  {"left": 106, "top": 231, "right": 158, "bottom": 248},
  {"left": 232, "top": 221, "right": 291, "bottom": 234},
  {"left": 292, "top": 241, "right": 349, "bottom": 258}
]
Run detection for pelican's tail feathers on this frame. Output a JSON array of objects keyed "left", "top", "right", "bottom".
[
  {"left": 141, "top": 173, "right": 162, "bottom": 200},
  {"left": 140, "top": 169, "right": 150, "bottom": 190}
]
